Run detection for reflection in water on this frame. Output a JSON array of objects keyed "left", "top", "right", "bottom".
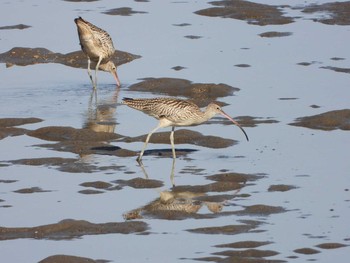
[
  {"left": 139, "top": 158, "right": 176, "bottom": 186},
  {"left": 125, "top": 163, "right": 243, "bottom": 220},
  {"left": 83, "top": 88, "right": 119, "bottom": 133},
  {"left": 80, "top": 88, "right": 119, "bottom": 160},
  {"left": 123, "top": 186, "right": 243, "bottom": 220}
]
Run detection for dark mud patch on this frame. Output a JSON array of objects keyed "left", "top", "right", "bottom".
[
  {"left": 195, "top": 0, "right": 294, "bottom": 26},
  {"left": 279, "top": 97, "right": 298, "bottom": 100},
  {"left": 215, "top": 241, "right": 273, "bottom": 249},
  {"left": 235, "top": 204, "right": 286, "bottom": 216},
  {"left": 171, "top": 65, "right": 186, "bottom": 71},
  {"left": 186, "top": 220, "right": 263, "bottom": 235},
  {"left": 0, "top": 118, "right": 43, "bottom": 139},
  {"left": 14, "top": 187, "right": 52, "bottom": 194},
  {"left": 0, "top": 47, "right": 140, "bottom": 69},
  {"left": 293, "top": 248, "right": 320, "bottom": 254},
  {"left": 184, "top": 35, "right": 202, "bottom": 39},
  {"left": 213, "top": 248, "right": 279, "bottom": 258},
  {"left": 0, "top": 180, "right": 18, "bottom": 184},
  {"left": 103, "top": 7, "right": 147, "bottom": 16},
  {"left": 0, "top": 219, "right": 148, "bottom": 241},
  {"left": 113, "top": 177, "right": 164, "bottom": 189},
  {"left": 268, "top": 184, "right": 298, "bottom": 192},
  {"left": 235, "top": 63, "right": 251, "bottom": 68},
  {"left": 259, "top": 31, "right": 292, "bottom": 38},
  {"left": 122, "top": 129, "right": 237, "bottom": 149},
  {"left": 79, "top": 181, "right": 123, "bottom": 193},
  {"left": 0, "top": 24, "right": 31, "bottom": 30},
  {"left": 315, "top": 242, "right": 348, "bottom": 249},
  {"left": 297, "top": 61, "right": 321, "bottom": 66},
  {"left": 39, "top": 254, "right": 108, "bottom": 263},
  {"left": 7, "top": 157, "right": 125, "bottom": 173},
  {"left": 321, "top": 66, "right": 350, "bottom": 74},
  {"left": 28, "top": 126, "right": 122, "bottom": 142},
  {"left": 28, "top": 126, "right": 137, "bottom": 158},
  {"left": 78, "top": 189, "right": 105, "bottom": 195},
  {"left": 127, "top": 77, "right": 240, "bottom": 107},
  {"left": 173, "top": 23, "right": 191, "bottom": 27},
  {"left": 231, "top": 116, "right": 278, "bottom": 128},
  {"left": 206, "top": 172, "right": 266, "bottom": 184},
  {"left": 37, "top": 141, "right": 136, "bottom": 158},
  {"left": 0, "top": 127, "right": 29, "bottom": 140},
  {"left": 172, "top": 181, "right": 242, "bottom": 193},
  {"left": 289, "top": 109, "right": 350, "bottom": 131},
  {"left": 301, "top": 2, "right": 350, "bottom": 25},
  {"left": 0, "top": 117, "right": 43, "bottom": 127}
]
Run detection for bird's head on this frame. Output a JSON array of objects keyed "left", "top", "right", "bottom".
[
  {"left": 99, "top": 61, "right": 121, "bottom": 86},
  {"left": 207, "top": 103, "right": 249, "bottom": 141}
]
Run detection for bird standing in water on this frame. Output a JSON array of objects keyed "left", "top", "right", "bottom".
[
  {"left": 74, "top": 17, "right": 120, "bottom": 88},
  {"left": 122, "top": 97, "right": 249, "bottom": 163}
]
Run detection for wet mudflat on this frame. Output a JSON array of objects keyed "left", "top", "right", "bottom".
[{"left": 0, "top": 0, "right": 349, "bottom": 262}]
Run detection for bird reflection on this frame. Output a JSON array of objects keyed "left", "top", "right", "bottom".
[
  {"left": 83, "top": 88, "right": 119, "bottom": 133},
  {"left": 123, "top": 188, "right": 226, "bottom": 220},
  {"left": 79, "top": 88, "right": 119, "bottom": 161}
]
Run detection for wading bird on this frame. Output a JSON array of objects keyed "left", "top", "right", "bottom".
[
  {"left": 74, "top": 17, "right": 120, "bottom": 88},
  {"left": 122, "top": 97, "right": 249, "bottom": 163}
]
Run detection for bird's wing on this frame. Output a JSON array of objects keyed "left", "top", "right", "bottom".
[{"left": 152, "top": 100, "right": 201, "bottom": 123}]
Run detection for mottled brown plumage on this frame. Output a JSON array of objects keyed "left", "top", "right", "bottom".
[
  {"left": 122, "top": 97, "right": 249, "bottom": 163},
  {"left": 74, "top": 17, "right": 120, "bottom": 88}
]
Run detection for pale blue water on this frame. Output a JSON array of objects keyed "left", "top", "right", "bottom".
[{"left": 0, "top": 0, "right": 349, "bottom": 262}]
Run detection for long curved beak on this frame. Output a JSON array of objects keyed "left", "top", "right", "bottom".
[
  {"left": 111, "top": 69, "right": 121, "bottom": 87},
  {"left": 220, "top": 110, "right": 249, "bottom": 142}
]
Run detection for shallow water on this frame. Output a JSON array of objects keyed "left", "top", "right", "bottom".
[{"left": 1, "top": 0, "right": 350, "bottom": 262}]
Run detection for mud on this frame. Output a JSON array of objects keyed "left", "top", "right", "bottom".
[
  {"left": 293, "top": 248, "right": 320, "bottom": 254},
  {"left": 259, "top": 31, "right": 292, "bottom": 38},
  {"left": 39, "top": 255, "right": 107, "bottom": 263},
  {"left": 315, "top": 243, "right": 348, "bottom": 249},
  {"left": 7, "top": 157, "right": 125, "bottom": 174},
  {"left": 127, "top": 78, "right": 239, "bottom": 107},
  {"left": 321, "top": 66, "right": 350, "bottom": 74},
  {"left": 0, "top": 47, "right": 140, "bottom": 69},
  {"left": 290, "top": 109, "right": 350, "bottom": 131},
  {"left": 215, "top": 241, "right": 273, "bottom": 249},
  {"left": 0, "top": 219, "right": 148, "bottom": 241},
  {"left": 186, "top": 219, "right": 263, "bottom": 235},
  {"left": 268, "top": 184, "right": 298, "bottom": 192},
  {"left": 103, "top": 7, "right": 147, "bottom": 16},
  {"left": 301, "top": 2, "right": 350, "bottom": 25},
  {"left": 113, "top": 177, "right": 164, "bottom": 189},
  {"left": 14, "top": 187, "right": 51, "bottom": 194},
  {"left": 195, "top": 0, "right": 294, "bottom": 26},
  {"left": 0, "top": 24, "right": 31, "bottom": 30}
]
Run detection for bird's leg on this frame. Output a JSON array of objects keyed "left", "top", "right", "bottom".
[
  {"left": 170, "top": 126, "right": 176, "bottom": 160},
  {"left": 170, "top": 157, "right": 176, "bottom": 187},
  {"left": 95, "top": 56, "right": 103, "bottom": 88},
  {"left": 87, "top": 57, "right": 95, "bottom": 88},
  {"left": 137, "top": 124, "right": 162, "bottom": 163}
]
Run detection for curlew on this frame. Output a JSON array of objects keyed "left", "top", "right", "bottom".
[
  {"left": 74, "top": 17, "right": 120, "bottom": 88},
  {"left": 122, "top": 97, "right": 249, "bottom": 163}
]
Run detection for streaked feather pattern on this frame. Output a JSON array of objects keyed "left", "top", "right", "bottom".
[
  {"left": 75, "top": 17, "right": 115, "bottom": 61},
  {"left": 122, "top": 97, "right": 203, "bottom": 125}
]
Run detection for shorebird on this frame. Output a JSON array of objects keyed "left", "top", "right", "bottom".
[
  {"left": 122, "top": 97, "right": 249, "bottom": 163},
  {"left": 74, "top": 17, "right": 120, "bottom": 88}
]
